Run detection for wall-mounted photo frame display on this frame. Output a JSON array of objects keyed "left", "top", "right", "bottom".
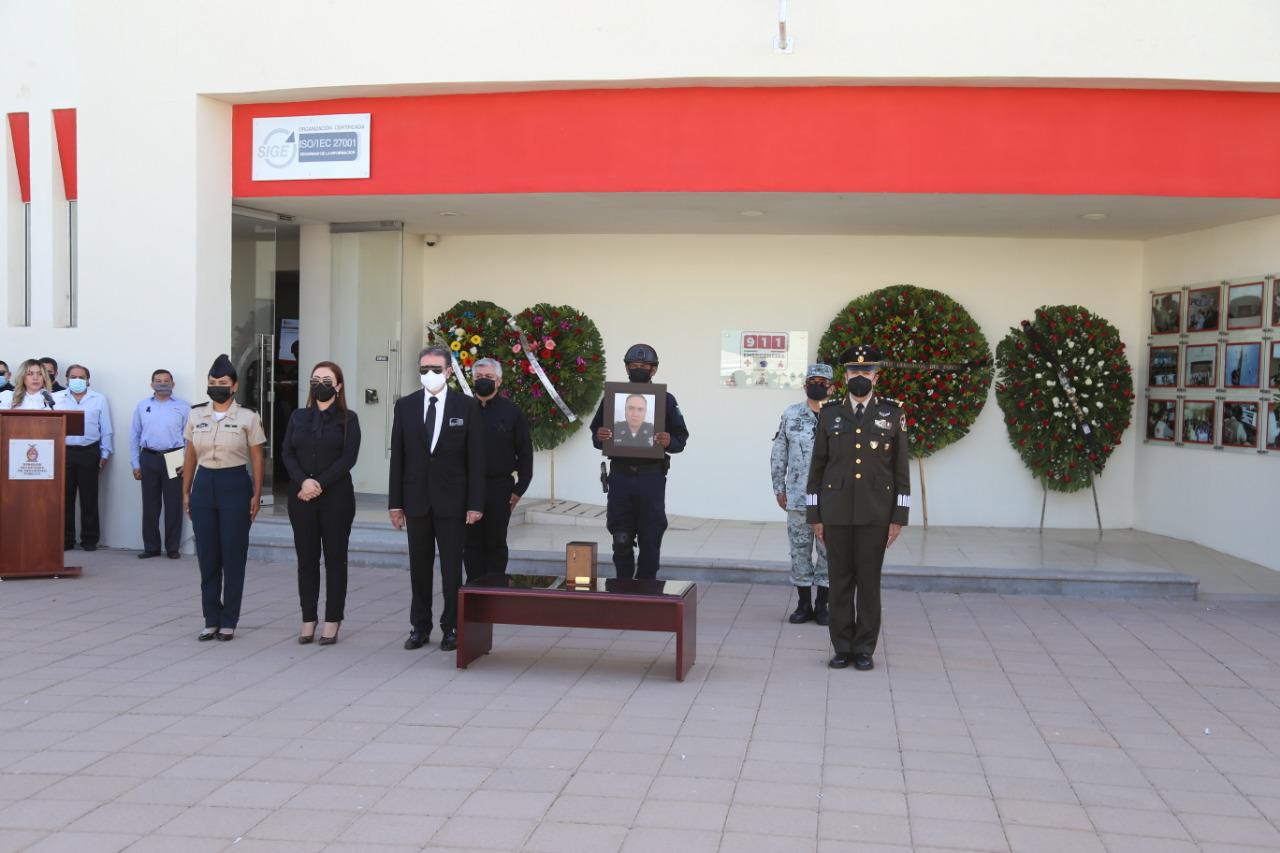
[
  {"left": 1148, "top": 346, "right": 1179, "bottom": 388},
  {"left": 1150, "top": 291, "right": 1182, "bottom": 335},
  {"left": 1267, "top": 403, "right": 1280, "bottom": 451},
  {"left": 1145, "top": 399, "right": 1177, "bottom": 442},
  {"left": 1226, "top": 280, "right": 1264, "bottom": 330},
  {"left": 1271, "top": 279, "right": 1280, "bottom": 328},
  {"left": 1185, "top": 285, "right": 1221, "bottom": 333},
  {"left": 1184, "top": 344, "right": 1217, "bottom": 388},
  {"left": 1223, "top": 341, "right": 1262, "bottom": 389},
  {"left": 1221, "top": 401, "right": 1260, "bottom": 449},
  {"left": 1269, "top": 341, "right": 1280, "bottom": 390},
  {"left": 1181, "top": 399, "right": 1216, "bottom": 445}
]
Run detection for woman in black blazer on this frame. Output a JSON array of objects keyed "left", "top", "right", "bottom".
[{"left": 282, "top": 361, "right": 360, "bottom": 645}]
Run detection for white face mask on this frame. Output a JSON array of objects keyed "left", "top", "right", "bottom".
[{"left": 420, "top": 370, "right": 447, "bottom": 393}]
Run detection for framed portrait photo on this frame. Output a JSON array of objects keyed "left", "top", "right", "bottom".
[
  {"left": 1226, "top": 281, "right": 1264, "bottom": 330},
  {"left": 1269, "top": 341, "right": 1280, "bottom": 390},
  {"left": 1145, "top": 399, "right": 1176, "bottom": 443},
  {"left": 1223, "top": 341, "right": 1262, "bottom": 389},
  {"left": 1272, "top": 279, "right": 1280, "bottom": 328},
  {"left": 1148, "top": 346, "right": 1179, "bottom": 388},
  {"left": 1181, "top": 399, "right": 1216, "bottom": 445},
  {"left": 1267, "top": 403, "right": 1280, "bottom": 451},
  {"left": 1183, "top": 344, "right": 1217, "bottom": 388},
  {"left": 1221, "top": 401, "right": 1260, "bottom": 449},
  {"left": 602, "top": 381, "right": 666, "bottom": 459},
  {"left": 1150, "top": 291, "right": 1181, "bottom": 335},
  {"left": 1185, "top": 285, "right": 1221, "bottom": 333}
]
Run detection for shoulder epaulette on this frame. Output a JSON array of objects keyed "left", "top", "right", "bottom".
[
  {"left": 821, "top": 398, "right": 842, "bottom": 408},
  {"left": 191, "top": 402, "right": 209, "bottom": 409}
]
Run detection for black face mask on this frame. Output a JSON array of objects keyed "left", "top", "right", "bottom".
[
  {"left": 847, "top": 375, "right": 873, "bottom": 398},
  {"left": 473, "top": 378, "right": 497, "bottom": 397},
  {"left": 207, "top": 386, "right": 233, "bottom": 403},
  {"left": 627, "top": 367, "right": 653, "bottom": 383},
  {"left": 805, "top": 384, "right": 829, "bottom": 401},
  {"left": 311, "top": 383, "right": 336, "bottom": 402}
]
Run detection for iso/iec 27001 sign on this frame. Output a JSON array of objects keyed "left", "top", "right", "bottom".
[{"left": 251, "top": 113, "right": 371, "bottom": 181}]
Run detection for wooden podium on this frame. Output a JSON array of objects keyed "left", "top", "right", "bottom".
[{"left": 0, "top": 409, "right": 85, "bottom": 579}]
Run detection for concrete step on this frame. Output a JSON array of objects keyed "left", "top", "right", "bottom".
[{"left": 248, "top": 516, "right": 1199, "bottom": 599}]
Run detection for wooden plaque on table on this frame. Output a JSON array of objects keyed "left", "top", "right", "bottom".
[
  {"left": 565, "top": 541, "right": 598, "bottom": 589},
  {"left": 0, "top": 409, "right": 85, "bottom": 579}
]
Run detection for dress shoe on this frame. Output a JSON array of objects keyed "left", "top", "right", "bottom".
[
  {"left": 828, "top": 653, "right": 851, "bottom": 669},
  {"left": 404, "top": 630, "right": 428, "bottom": 650},
  {"left": 138, "top": 551, "right": 161, "bottom": 559},
  {"left": 814, "top": 586, "right": 830, "bottom": 626},
  {"left": 197, "top": 628, "right": 218, "bottom": 641},
  {"left": 216, "top": 630, "right": 234, "bottom": 641},
  {"left": 318, "top": 622, "right": 341, "bottom": 646},
  {"left": 852, "top": 653, "right": 874, "bottom": 671},
  {"left": 440, "top": 629, "right": 458, "bottom": 652},
  {"left": 299, "top": 622, "right": 317, "bottom": 645},
  {"left": 167, "top": 552, "right": 180, "bottom": 559},
  {"left": 788, "top": 586, "right": 814, "bottom": 623},
  {"left": 81, "top": 544, "right": 98, "bottom": 552}
]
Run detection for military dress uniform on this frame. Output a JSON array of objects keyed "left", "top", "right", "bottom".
[
  {"left": 806, "top": 345, "right": 910, "bottom": 666},
  {"left": 771, "top": 403, "right": 829, "bottom": 589},
  {"left": 186, "top": 398, "right": 266, "bottom": 635}
]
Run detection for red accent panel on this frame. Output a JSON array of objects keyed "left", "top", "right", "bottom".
[
  {"left": 52, "top": 108, "right": 77, "bottom": 201},
  {"left": 233, "top": 86, "right": 1280, "bottom": 199},
  {"left": 6, "top": 113, "right": 31, "bottom": 203}
]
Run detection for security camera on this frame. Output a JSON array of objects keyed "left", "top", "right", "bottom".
[{"left": 423, "top": 235, "right": 440, "bottom": 247}]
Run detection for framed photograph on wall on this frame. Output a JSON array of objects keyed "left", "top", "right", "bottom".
[
  {"left": 1185, "top": 285, "right": 1221, "bottom": 333},
  {"left": 602, "top": 381, "right": 666, "bottom": 460},
  {"left": 1223, "top": 342, "right": 1261, "bottom": 389},
  {"left": 1269, "top": 341, "right": 1280, "bottom": 390},
  {"left": 1226, "top": 281, "right": 1264, "bottom": 330},
  {"left": 1145, "top": 399, "right": 1177, "bottom": 442},
  {"left": 1183, "top": 344, "right": 1217, "bottom": 388},
  {"left": 1150, "top": 291, "right": 1182, "bottom": 335},
  {"left": 1271, "top": 279, "right": 1280, "bottom": 328},
  {"left": 1181, "top": 399, "right": 1216, "bottom": 445},
  {"left": 1267, "top": 403, "right": 1280, "bottom": 451},
  {"left": 1221, "top": 402, "right": 1260, "bottom": 449},
  {"left": 1148, "top": 346, "right": 1179, "bottom": 388}
]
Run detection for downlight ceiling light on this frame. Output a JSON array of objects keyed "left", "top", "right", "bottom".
[
  {"left": 1080, "top": 212, "right": 1108, "bottom": 221},
  {"left": 740, "top": 210, "right": 766, "bottom": 217}
]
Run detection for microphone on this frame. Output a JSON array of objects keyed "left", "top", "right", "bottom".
[{"left": 41, "top": 390, "right": 56, "bottom": 410}]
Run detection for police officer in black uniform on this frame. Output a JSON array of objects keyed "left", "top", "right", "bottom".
[
  {"left": 806, "top": 344, "right": 910, "bottom": 671},
  {"left": 590, "top": 344, "right": 689, "bottom": 580}
]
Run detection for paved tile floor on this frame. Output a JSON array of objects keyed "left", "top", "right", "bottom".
[{"left": 3, "top": 551, "right": 1280, "bottom": 851}]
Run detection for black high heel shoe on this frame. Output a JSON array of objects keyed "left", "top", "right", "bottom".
[
  {"left": 318, "top": 622, "right": 341, "bottom": 646},
  {"left": 298, "top": 622, "right": 317, "bottom": 645}
]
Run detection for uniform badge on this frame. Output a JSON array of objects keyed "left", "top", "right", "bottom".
[
  {"left": 449, "top": 417, "right": 464, "bottom": 426},
  {"left": 900, "top": 414, "right": 907, "bottom": 430},
  {"left": 870, "top": 440, "right": 879, "bottom": 450},
  {"left": 874, "top": 418, "right": 891, "bottom": 430}
]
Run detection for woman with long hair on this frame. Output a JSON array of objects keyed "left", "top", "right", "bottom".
[
  {"left": 1, "top": 359, "right": 56, "bottom": 410},
  {"left": 281, "top": 361, "right": 361, "bottom": 645}
]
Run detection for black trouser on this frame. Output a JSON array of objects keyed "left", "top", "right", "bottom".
[
  {"left": 64, "top": 443, "right": 101, "bottom": 548},
  {"left": 605, "top": 466, "right": 668, "bottom": 580},
  {"left": 140, "top": 448, "right": 184, "bottom": 555},
  {"left": 288, "top": 479, "right": 355, "bottom": 623},
  {"left": 190, "top": 465, "right": 253, "bottom": 630},
  {"left": 824, "top": 524, "right": 889, "bottom": 655},
  {"left": 463, "top": 476, "right": 515, "bottom": 580},
  {"left": 406, "top": 510, "right": 465, "bottom": 632}
]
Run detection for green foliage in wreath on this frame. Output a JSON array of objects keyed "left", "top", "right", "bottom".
[
  {"left": 505, "top": 304, "right": 606, "bottom": 451},
  {"left": 819, "top": 285, "right": 993, "bottom": 458},
  {"left": 995, "top": 305, "right": 1134, "bottom": 493}
]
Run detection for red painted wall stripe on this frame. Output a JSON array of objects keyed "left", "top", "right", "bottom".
[
  {"left": 52, "top": 108, "right": 77, "bottom": 200},
  {"left": 6, "top": 113, "right": 31, "bottom": 203},
  {"left": 233, "top": 86, "right": 1280, "bottom": 199}
]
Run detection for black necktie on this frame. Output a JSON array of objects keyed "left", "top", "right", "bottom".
[
  {"left": 855, "top": 403, "right": 865, "bottom": 420},
  {"left": 425, "top": 396, "right": 438, "bottom": 450}
]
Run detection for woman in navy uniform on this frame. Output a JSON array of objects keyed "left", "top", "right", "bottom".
[
  {"left": 181, "top": 354, "right": 267, "bottom": 641},
  {"left": 281, "top": 361, "right": 360, "bottom": 645}
]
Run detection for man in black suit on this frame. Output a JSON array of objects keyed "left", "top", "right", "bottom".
[{"left": 389, "top": 345, "right": 486, "bottom": 652}]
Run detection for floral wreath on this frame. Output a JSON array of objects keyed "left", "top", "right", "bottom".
[
  {"left": 819, "top": 284, "right": 993, "bottom": 458},
  {"left": 994, "top": 305, "right": 1134, "bottom": 492},
  {"left": 430, "top": 300, "right": 513, "bottom": 377}
]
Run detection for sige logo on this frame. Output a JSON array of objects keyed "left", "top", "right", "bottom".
[{"left": 257, "top": 128, "right": 296, "bottom": 169}]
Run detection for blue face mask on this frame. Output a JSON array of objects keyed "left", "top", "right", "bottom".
[{"left": 68, "top": 378, "right": 88, "bottom": 394}]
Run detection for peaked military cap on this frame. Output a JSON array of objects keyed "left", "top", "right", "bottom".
[{"left": 839, "top": 344, "right": 883, "bottom": 368}]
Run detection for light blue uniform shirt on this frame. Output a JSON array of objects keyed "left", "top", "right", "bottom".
[
  {"left": 130, "top": 395, "right": 191, "bottom": 469},
  {"left": 54, "top": 388, "right": 114, "bottom": 459}
]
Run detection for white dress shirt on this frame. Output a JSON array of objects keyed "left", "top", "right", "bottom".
[
  {"left": 55, "top": 388, "right": 114, "bottom": 458},
  {"left": 423, "top": 385, "right": 447, "bottom": 453}
]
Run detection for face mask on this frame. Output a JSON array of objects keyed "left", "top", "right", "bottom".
[
  {"left": 627, "top": 367, "right": 652, "bottom": 383},
  {"left": 68, "top": 378, "right": 88, "bottom": 394},
  {"left": 472, "top": 378, "right": 496, "bottom": 397},
  {"left": 805, "top": 384, "right": 829, "bottom": 401},
  {"left": 311, "top": 382, "right": 336, "bottom": 402},
  {"left": 847, "top": 375, "right": 874, "bottom": 398},
  {"left": 421, "top": 370, "right": 447, "bottom": 393},
  {"left": 207, "top": 386, "right": 233, "bottom": 403},
  {"left": 152, "top": 382, "right": 173, "bottom": 396}
]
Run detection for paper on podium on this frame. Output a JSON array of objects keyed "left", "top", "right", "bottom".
[{"left": 163, "top": 448, "right": 185, "bottom": 480}]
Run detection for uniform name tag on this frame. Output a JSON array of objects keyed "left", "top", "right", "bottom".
[
  {"left": 449, "top": 417, "right": 464, "bottom": 426},
  {"left": 224, "top": 423, "right": 240, "bottom": 430},
  {"left": 874, "top": 418, "right": 891, "bottom": 430}
]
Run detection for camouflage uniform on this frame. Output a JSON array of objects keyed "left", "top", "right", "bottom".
[{"left": 771, "top": 401, "right": 829, "bottom": 588}]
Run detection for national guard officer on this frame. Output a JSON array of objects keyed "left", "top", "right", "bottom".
[
  {"left": 806, "top": 344, "right": 910, "bottom": 670},
  {"left": 770, "top": 363, "right": 833, "bottom": 625},
  {"left": 181, "top": 354, "right": 267, "bottom": 641},
  {"left": 590, "top": 343, "right": 689, "bottom": 580}
]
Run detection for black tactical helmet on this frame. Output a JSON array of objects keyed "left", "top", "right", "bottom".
[{"left": 623, "top": 343, "right": 659, "bottom": 365}]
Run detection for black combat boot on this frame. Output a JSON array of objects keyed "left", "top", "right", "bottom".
[
  {"left": 814, "top": 586, "right": 830, "bottom": 626},
  {"left": 789, "top": 586, "right": 814, "bottom": 623}
]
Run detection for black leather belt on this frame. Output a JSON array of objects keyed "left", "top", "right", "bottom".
[
  {"left": 611, "top": 460, "right": 664, "bottom": 475},
  {"left": 142, "top": 446, "right": 183, "bottom": 455}
]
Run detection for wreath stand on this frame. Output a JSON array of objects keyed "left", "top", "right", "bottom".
[
  {"left": 1038, "top": 475, "right": 1103, "bottom": 539},
  {"left": 917, "top": 457, "right": 929, "bottom": 529}
]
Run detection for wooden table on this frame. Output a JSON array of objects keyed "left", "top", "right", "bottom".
[{"left": 457, "top": 574, "right": 697, "bottom": 681}]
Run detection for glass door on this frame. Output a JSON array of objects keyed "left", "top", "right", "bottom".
[{"left": 230, "top": 212, "right": 279, "bottom": 505}]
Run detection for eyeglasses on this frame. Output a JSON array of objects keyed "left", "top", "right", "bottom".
[
  {"left": 418, "top": 365, "right": 445, "bottom": 375},
  {"left": 309, "top": 377, "right": 336, "bottom": 386}
]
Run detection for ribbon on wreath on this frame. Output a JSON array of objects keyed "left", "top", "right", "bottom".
[
  {"left": 424, "top": 323, "right": 473, "bottom": 397},
  {"left": 507, "top": 316, "right": 579, "bottom": 423}
]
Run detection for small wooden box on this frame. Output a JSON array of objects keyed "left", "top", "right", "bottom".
[{"left": 565, "top": 541, "right": 598, "bottom": 589}]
